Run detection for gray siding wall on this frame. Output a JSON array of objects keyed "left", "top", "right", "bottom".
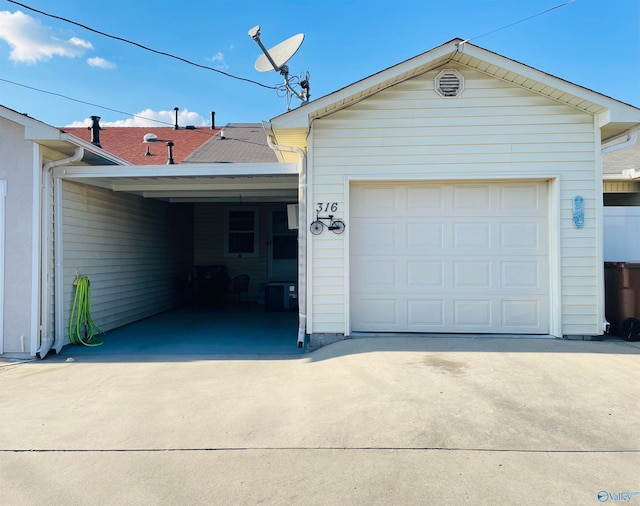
[
  {"left": 309, "top": 64, "right": 600, "bottom": 337},
  {"left": 0, "top": 118, "right": 35, "bottom": 355},
  {"left": 61, "top": 181, "right": 193, "bottom": 340}
]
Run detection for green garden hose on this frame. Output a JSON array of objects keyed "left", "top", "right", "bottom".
[{"left": 69, "top": 275, "right": 104, "bottom": 346}]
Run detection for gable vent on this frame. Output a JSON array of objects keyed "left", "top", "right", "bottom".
[{"left": 435, "top": 69, "right": 464, "bottom": 98}]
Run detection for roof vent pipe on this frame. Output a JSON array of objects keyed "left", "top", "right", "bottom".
[
  {"left": 210, "top": 111, "right": 215, "bottom": 129},
  {"left": 89, "top": 115, "right": 102, "bottom": 148},
  {"left": 173, "top": 107, "right": 179, "bottom": 130},
  {"left": 166, "top": 141, "right": 175, "bottom": 164}
]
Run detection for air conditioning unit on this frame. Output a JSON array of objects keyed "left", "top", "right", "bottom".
[{"left": 265, "top": 282, "right": 297, "bottom": 311}]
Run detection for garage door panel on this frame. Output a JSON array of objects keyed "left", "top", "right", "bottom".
[
  {"left": 406, "top": 187, "right": 444, "bottom": 210},
  {"left": 500, "top": 184, "right": 543, "bottom": 211},
  {"left": 501, "top": 261, "right": 541, "bottom": 288},
  {"left": 351, "top": 187, "right": 397, "bottom": 212},
  {"left": 407, "top": 223, "right": 443, "bottom": 249},
  {"left": 408, "top": 300, "right": 444, "bottom": 326},
  {"left": 453, "top": 185, "right": 491, "bottom": 210},
  {"left": 407, "top": 261, "right": 444, "bottom": 287},
  {"left": 502, "top": 300, "right": 541, "bottom": 328},
  {"left": 352, "top": 298, "right": 399, "bottom": 327},
  {"left": 352, "top": 296, "right": 547, "bottom": 333},
  {"left": 351, "top": 181, "right": 549, "bottom": 334},
  {"left": 352, "top": 260, "right": 398, "bottom": 288},
  {"left": 454, "top": 261, "right": 491, "bottom": 288},
  {"left": 453, "top": 223, "right": 491, "bottom": 248},
  {"left": 453, "top": 300, "right": 493, "bottom": 326},
  {"left": 351, "top": 221, "right": 397, "bottom": 249},
  {"left": 501, "top": 222, "right": 541, "bottom": 249}
]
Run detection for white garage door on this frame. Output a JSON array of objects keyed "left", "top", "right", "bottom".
[{"left": 350, "top": 181, "right": 549, "bottom": 334}]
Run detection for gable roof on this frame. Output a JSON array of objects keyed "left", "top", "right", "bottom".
[
  {"left": 183, "top": 123, "right": 278, "bottom": 163},
  {"left": 1, "top": 104, "right": 127, "bottom": 166},
  {"left": 270, "top": 38, "right": 640, "bottom": 143},
  {"left": 61, "top": 125, "right": 219, "bottom": 165}
]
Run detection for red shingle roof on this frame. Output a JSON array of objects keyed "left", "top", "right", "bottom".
[{"left": 61, "top": 126, "right": 220, "bottom": 165}]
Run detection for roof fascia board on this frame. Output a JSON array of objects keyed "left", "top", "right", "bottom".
[
  {"left": 52, "top": 162, "right": 299, "bottom": 179},
  {"left": 271, "top": 41, "right": 460, "bottom": 129},
  {"left": 457, "top": 43, "right": 640, "bottom": 125},
  {"left": 271, "top": 39, "right": 640, "bottom": 130}
]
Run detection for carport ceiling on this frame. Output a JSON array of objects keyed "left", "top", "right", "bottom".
[{"left": 53, "top": 163, "right": 299, "bottom": 203}]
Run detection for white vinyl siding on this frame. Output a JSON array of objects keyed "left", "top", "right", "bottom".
[
  {"left": 309, "top": 64, "right": 599, "bottom": 337},
  {"left": 60, "top": 181, "right": 193, "bottom": 340}
]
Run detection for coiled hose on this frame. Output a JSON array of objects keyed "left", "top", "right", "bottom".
[{"left": 69, "top": 275, "right": 104, "bottom": 346}]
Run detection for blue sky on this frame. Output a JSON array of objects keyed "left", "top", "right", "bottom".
[{"left": 0, "top": 0, "right": 638, "bottom": 128}]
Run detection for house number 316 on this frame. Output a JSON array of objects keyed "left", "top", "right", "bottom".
[{"left": 316, "top": 202, "right": 339, "bottom": 213}]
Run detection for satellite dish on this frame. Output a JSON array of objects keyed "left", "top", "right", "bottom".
[
  {"left": 248, "top": 25, "right": 310, "bottom": 109},
  {"left": 254, "top": 33, "right": 304, "bottom": 72}
]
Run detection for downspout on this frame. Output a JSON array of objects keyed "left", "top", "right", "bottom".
[
  {"left": 37, "top": 147, "right": 84, "bottom": 359},
  {"left": 263, "top": 121, "right": 308, "bottom": 348}
]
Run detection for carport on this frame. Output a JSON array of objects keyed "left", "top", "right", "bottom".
[{"left": 45, "top": 161, "right": 304, "bottom": 356}]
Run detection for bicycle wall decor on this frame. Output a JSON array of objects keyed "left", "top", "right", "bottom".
[{"left": 310, "top": 212, "right": 345, "bottom": 235}]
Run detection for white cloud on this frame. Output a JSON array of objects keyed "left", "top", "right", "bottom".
[
  {"left": 208, "top": 51, "right": 228, "bottom": 70},
  {"left": 65, "top": 109, "right": 208, "bottom": 128},
  {"left": 69, "top": 37, "right": 93, "bottom": 50},
  {"left": 87, "top": 56, "right": 116, "bottom": 69},
  {"left": 0, "top": 10, "right": 93, "bottom": 63}
]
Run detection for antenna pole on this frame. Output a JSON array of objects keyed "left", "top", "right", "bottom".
[{"left": 249, "top": 29, "right": 282, "bottom": 73}]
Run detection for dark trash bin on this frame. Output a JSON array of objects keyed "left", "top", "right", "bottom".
[{"left": 604, "top": 262, "right": 640, "bottom": 341}]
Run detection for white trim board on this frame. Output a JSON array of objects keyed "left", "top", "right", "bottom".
[{"left": 0, "top": 180, "right": 6, "bottom": 354}]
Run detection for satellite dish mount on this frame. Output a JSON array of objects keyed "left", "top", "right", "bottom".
[{"left": 249, "top": 25, "right": 310, "bottom": 110}]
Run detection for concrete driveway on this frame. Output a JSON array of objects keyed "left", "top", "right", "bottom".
[{"left": 1, "top": 336, "right": 639, "bottom": 505}]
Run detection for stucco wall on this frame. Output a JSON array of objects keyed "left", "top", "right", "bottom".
[{"left": 0, "top": 117, "right": 35, "bottom": 355}]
